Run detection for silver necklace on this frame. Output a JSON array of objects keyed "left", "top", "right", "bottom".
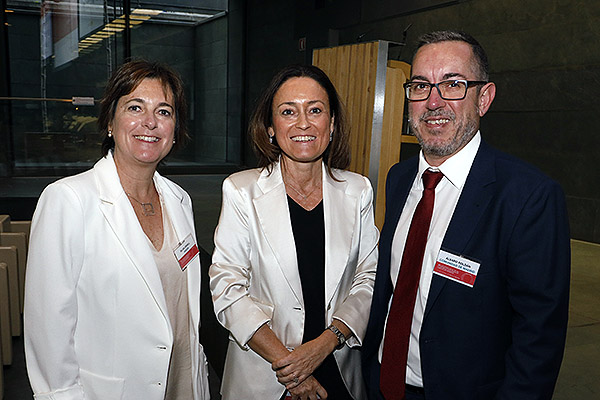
[
  {"left": 126, "top": 192, "right": 156, "bottom": 216},
  {"left": 286, "top": 180, "right": 319, "bottom": 202}
]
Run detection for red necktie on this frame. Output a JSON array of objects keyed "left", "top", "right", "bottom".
[{"left": 380, "top": 170, "right": 444, "bottom": 400}]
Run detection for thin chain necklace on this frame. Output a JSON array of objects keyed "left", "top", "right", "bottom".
[
  {"left": 286, "top": 181, "right": 318, "bottom": 201},
  {"left": 126, "top": 192, "right": 156, "bottom": 216}
]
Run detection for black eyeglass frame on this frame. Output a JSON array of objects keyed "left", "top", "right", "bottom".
[{"left": 403, "top": 79, "right": 488, "bottom": 101}]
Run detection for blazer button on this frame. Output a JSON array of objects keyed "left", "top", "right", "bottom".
[{"left": 157, "top": 345, "right": 168, "bottom": 350}]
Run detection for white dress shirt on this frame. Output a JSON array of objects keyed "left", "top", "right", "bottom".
[{"left": 380, "top": 132, "right": 481, "bottom": 387}]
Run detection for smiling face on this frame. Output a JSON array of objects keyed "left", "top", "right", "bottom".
[
  {"left": 268, "top": 77, "right": 334, "bottom": 167},
  {"left": 110, "top": 78, "right": 175, "bottom": 170},
  {"left": 408, "top": 40, "right": 495, "bottom": 166}
]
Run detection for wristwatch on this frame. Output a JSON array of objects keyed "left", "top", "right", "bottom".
[{"left": 327, "top": 324, "right": 346, "bottom": 350}]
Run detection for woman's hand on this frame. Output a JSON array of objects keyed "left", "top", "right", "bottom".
[
  {"left": 273, "top": 320, "right": 352, "bottom": 388},
  {"left": 288, "top": 375, "right": 328, "bottom": 400},
  {"left": 272, "top": 332, "right": 336, "bottom": 389}
]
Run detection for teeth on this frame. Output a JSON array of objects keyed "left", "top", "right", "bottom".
[
  {"left": 134, "top": 135, "right": 160, "bottom": 142},
  {"left": 291, "top": 136, "right": 316, "bottom": 142},
  {"left": 426, "top": 119, "right": 450, "bottom": 125}
]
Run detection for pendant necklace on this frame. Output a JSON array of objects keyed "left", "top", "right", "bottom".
[
  {"left": 126, "top": 192, "right": 156, "bottom": 216},
  {"left": 285, "top": 180, "right": 319, "bottom": 202}
]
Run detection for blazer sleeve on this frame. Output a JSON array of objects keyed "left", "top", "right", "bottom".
[
  {"left": 498, "top": 178, "right": 570, "bottom": 399},
  {"left": 209, "top": 177, "right": 272, "bottom": 348},
  {"left": 24, "top": 182, "right": 86, "bottom": 400},
  {"left": 332, "top": 176, "right": 379, "bottom": 347}
]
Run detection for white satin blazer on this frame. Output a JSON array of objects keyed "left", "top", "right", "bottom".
[
  {"left": 24, "top": 153, "right": 210, "bottom": 400},
  {"left": 210, "top": 161, "right": 379, "bottom": 399}
]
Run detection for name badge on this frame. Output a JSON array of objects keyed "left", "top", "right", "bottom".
[
  {"left": 433, "top": 249, "right": 481, "bottom": 288},
  {"left": 173, "top": 233, "right": 199, "bottom": 271}
]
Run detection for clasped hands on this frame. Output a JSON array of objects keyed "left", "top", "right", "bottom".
[{"left": 272, "top": 337, "right": 336, "bottom": 400}]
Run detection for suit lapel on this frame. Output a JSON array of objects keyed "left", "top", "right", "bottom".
[
  {"left": 377, "top": 158, "right": 419, "bottom": 298},
  {"left": 365, "top": 160, "right": 418, "bottom": 357},
  {"left": 424, "top": 142, "right": 497, "bottom": 318},
  {"left": 155, "top": 175, "right": 201, "bottom": 328},
  {"left": 381, "top": 161, "right": 419, "bottom": 252},
  {"left": 323, "top": 167, "right": 355, "bottom": 306},
  {"left": 157, "top": 176, "right": 188, "bottom": 242},
  {"left": 94, "top": 154, "right": 170, "bottom": 321},
  {"left": 253, "top": 162, "right": 303, "bottom": 304}
]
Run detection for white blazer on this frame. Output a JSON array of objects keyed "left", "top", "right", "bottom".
[
  {"left": 210, "top": 161, "right": 379, "bottom": 399},
  {"left": 24, "top": 153, "right": 210, "bottom": 400}
]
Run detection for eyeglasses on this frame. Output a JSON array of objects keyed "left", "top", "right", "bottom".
[{"left": 403, "top": 79, "right": 488, "bottom": 101}]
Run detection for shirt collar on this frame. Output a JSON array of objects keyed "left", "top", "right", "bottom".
[{"left": 417, "top": 131, "right": 481, "bottom": 190}]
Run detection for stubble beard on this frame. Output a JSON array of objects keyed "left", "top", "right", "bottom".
[{"left": 410, "top": 109, "right": 479, "bottom": 158}]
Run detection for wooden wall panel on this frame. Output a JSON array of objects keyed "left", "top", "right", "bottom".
[
  {"left": 0, "top": 262, "right": 11, "bottom": 366},
  {"left": 376, "top": 62, "right": 409, "bottom": 228},
  {"left": 314, "top": 41, "right": 379, "bottom": 177},
  {"left": 314, "top": 43, "right": 410, "bottom": 229}
]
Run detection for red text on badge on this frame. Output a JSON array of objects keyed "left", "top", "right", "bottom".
[{"left": 433, "top": 249, "right": 480, "bottom": 288}]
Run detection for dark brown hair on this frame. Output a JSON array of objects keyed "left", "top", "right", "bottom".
[
  {"left": 98, "top": 59, "right": 188, "bottom": 156},
  {"left": 414, "top": 30, "right": 490, "bottom": 81},
  {"left": 249, "top": 64, "right": 350, "bottom": 176}
]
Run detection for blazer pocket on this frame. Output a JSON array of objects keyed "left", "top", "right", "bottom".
[{"left": 79, "top": 368, "right": 125, "bottom": 400}]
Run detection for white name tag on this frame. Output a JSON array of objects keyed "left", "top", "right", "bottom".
[
  {"left": 433, "top": 249, "right": 481, "bottom": 288},
  {"left": 173, "top": 233, "right": 199, "bottom": 271}
]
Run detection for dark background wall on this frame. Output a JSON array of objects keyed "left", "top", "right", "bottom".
[
  {"left": 243, "top": 0, "right": 600, "bottom": 243},
  {"left": 0, "top": 0, "right": 11, "bottom": 176}
]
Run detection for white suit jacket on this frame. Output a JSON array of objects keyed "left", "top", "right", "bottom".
[
  {"left": 24, "top": 153, "right": 210, "bottom": 400},
  {"left": 210, "top": 161, "right": 379, "bottom": 399}
]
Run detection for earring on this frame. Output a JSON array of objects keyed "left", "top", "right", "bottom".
[
  {"left": 329, "top": 131, "right": 333, "bottom": 142},
  {"left": 269, "top": 135, "right": 273, "bottom": 144},
  {"left": 173, "top": 139, "right": 176, "bottom": 144},
  {"left": 108, "top": 130, "right": 112, "bottom": 138}
]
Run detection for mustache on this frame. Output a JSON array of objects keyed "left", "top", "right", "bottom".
[{"left": 418, "top": 110, "right": 456, "bottom": 122}]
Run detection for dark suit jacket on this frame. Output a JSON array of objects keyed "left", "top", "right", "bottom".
[{"left": 362, "top": 140, "right": 570, "bottom": 400}]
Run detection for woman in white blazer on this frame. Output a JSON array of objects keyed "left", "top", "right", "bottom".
[
  {"left": 24, "top": 60, "right": 210, "bottom": 400},
  {"left": 210, "top": 65, "right": 379, "bottom": 400}
]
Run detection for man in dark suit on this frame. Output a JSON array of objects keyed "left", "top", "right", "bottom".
[{"left": 362, "top": 30, "right": 570, "bottom": 400}]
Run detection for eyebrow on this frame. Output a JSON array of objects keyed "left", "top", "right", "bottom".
[
  {"left": 125, "top": 98, "right": 174, "bottom": 109},
  {"left": 410, "top": 72, "right": 469, "bottom": 82},
  {"left": 276, "top": 99, "right": 326, "bottom": 108}
]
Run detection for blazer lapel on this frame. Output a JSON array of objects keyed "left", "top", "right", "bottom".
[
  {"left": 424, "top": 142, "right": 497, "bottom": 318},
  {"left": 253, "top": 162, "right": 303, "bottom": 304},
  {"left": 323, "top": 166, "right": 356, "bottom": 306},
  {"left": 381, "top": 161, "right": 419, "bottom": 251},
  {"left": 156, "top": 176, "right": 189, "bottom": 242},
  {"left": 155, "top": 174, "right": 201, "bottom": 328},
  {"left": 94, "top": 154, "right": 170, "bottom": 322}
]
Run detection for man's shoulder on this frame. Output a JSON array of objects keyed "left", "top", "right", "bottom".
[
  {"left": 388, "top": 156, "right": 419, "bottom": 181},
  {"left": 482, "top": 142, "right": 559, "bottom": 187}
]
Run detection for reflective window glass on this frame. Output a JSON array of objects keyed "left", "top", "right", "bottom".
[{"left": 2, "top": 0, "right": 232, "bottom": 175}]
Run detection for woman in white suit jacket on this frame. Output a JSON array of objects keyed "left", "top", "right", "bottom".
[
  {"left": 210, "top": 65, "right": 379, "bottom": 400},
  {"left": 24, "top": 61, "right": 210, "bottom": 400}
]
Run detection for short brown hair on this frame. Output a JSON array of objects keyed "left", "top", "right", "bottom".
[
  {"left": 249, "top": 64, "right": 350, "bottom": 177},
  {"left": 98, "top": 59, "right": 188, "bottom": 156}
]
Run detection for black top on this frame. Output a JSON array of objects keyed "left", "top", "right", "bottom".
[{"left": 288, "top": 196, "right": 353, "bottom": 400}]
